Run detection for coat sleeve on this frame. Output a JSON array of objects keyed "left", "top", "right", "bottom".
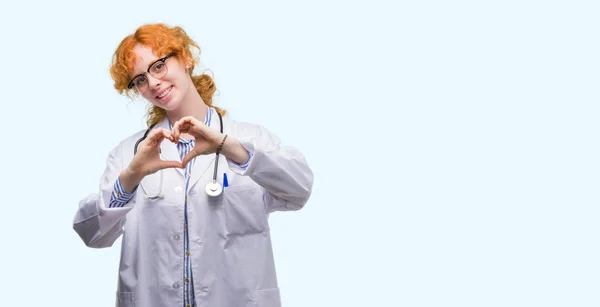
[
  {"left": 73, "top": 141, "right": 136, "bottom": 248},
  {"left": 227, "top": 124, "right": 314, "bottom": 213}
]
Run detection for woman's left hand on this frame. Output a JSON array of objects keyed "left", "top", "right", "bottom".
[{"left": 171, "top": 116, "right": 224, "bottom": 167}]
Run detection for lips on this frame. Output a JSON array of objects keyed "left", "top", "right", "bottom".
[{"left": 156, "top": 86, "right": 173, "bottom": 99}]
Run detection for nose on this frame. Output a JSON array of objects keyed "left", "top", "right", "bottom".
[{"left": 146, "top": 74, "right": 162, "bottom": 89}]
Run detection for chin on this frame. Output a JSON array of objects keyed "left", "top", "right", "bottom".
[
  {"left": 153, "top": 91, "right": 179, "bottom": 110},
  {"left": 157, "top": 99, "right": 180, "bottom": 111}
]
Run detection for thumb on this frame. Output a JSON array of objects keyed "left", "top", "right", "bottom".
[
  {"left": 181, "top": 151, "right": 199, "bottom": 168},
  {"left": 157, "top": 160, "right": 183, "bottom": 170}
]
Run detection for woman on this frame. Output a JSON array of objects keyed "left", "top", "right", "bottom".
[{"left": 73, "top": 23, "right": 314, "bottom": 307}]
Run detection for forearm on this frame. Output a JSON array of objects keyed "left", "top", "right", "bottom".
[
  {"left": 74, "top": 142, "right": 133, "bottom": 248},
  {"left": 225, "top": 129, "right": 314, "bottom": 211},
  {"left": 220, "top": 135, "right": 250, "bottom": 165},
  {"left": 246, "top": 147, "right": 313, "bottom": 208},
  {"left": 119, "top": 167, "right": 145, "bottom": 193}
]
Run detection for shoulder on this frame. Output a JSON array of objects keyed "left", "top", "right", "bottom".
[
  {"left": 105, "top": 128, "right": 150, "bottom": 159},
  {"left": 119, "top": 128, "right": 150, "bottom": 148},
  {"left": 225, "top": 116, "right": 282, "bottom": 145}
]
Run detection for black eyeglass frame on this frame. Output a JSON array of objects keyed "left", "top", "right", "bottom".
[{"left": 127, "top": 52, "right": 177, "bottom": 89}]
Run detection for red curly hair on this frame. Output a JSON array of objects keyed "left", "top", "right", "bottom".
[{"left": 109, "top": 23, "right": 225, "bottom": 127}]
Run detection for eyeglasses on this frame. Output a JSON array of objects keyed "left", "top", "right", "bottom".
[{"left": 128, "top": 52, "right": 176, "bottom": 90}]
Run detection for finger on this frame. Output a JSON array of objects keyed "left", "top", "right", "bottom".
[
  {"left": 157, "top": 160, "right": 183, "bottom": 170},
  {"left": 173, "top": 121, "right": 186, "bottom": 136},
  {"left": 138, "top": 128, "right": 164, "bottom": 150},
  {"left": 145, "top": 127, "right": 162, "bottom": 141},
  {"left": 171, "top": 122, "right": 181, "bottom": 141},
  {"left": 174, "top": 117, "right": 201, "bottom": 134},
  {"left": 177, "top": 116, "right": 197, "bottom": 126},
  {"left": 173, "top": 118, "right": 189, "bottom": 134},
  {"left": 151, "top": 128, "right": 177, "bottom": 144},
  {"left": 172, "top": 122, "right": 192, "bottom": 141},
  {"left": 149, "top": 128, "right": 169, "bottom": 145},
  {"left": 160, "top": 128, "right": 176, "bottom": 143},
  {"left": 181, "top": 151, "right": 200, "bottom": 168}
]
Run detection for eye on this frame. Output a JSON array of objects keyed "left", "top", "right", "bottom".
[
  {"left": 135, "top": 75, "right": 147, "bottom": 86},
  {"left": 152, "top": 62, "right": 166, "bottom": 72}
]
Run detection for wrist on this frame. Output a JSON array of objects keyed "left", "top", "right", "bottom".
[
  {"left": 123, "top": 165, "right": 146, "bottom": 181},
  {"left": 220, "top": 135, "right": 249, "bottom": 165}
]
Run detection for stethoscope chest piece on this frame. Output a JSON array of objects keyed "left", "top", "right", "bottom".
[{"left": 205, "top": 181, "right": 223, "bottom": 197}]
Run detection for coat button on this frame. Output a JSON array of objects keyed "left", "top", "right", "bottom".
[
  {"left": 175, "top": 186, "right": 183, "bottom": 194},
  {"left": 173, "top": 234, "right": 180, "bottom": 241},
  {"left": 173, "top": 282, "right": 180, "bottom": 289}
]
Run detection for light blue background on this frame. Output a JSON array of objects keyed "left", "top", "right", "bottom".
[{"left": 0, "top": 0, "right": 598, "bottom": 306}]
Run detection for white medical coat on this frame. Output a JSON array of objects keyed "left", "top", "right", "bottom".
[{"left": 73, "top": 113, "right": 314, "bottom": 307}]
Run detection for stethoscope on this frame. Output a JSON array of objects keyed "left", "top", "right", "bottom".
[{"left": 134, "top": 111, "right": 225, "bottom": 199}]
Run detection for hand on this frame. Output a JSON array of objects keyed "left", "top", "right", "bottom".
[
  {"left": 128, "top": 127, "right": 182, "bottom": 176},
  {"left": 171, "top": 116, "right": 224, "bottom": 167}
]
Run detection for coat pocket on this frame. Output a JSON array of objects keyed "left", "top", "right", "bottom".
[
  {"left": 255, "top": 288, "right": 282, "bottom": 307},
  {"left": 223, "top": 186, "right": 269, "bottom": 237},
  {"left": 116, "top": 291, "right": 136, "bottom": 307}
]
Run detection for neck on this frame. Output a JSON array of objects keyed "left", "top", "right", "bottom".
[{"left": 166, "top": 87, "right": 207, "bottom": 126}]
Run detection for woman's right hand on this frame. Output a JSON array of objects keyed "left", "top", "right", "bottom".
[{"left": 128, "top": 127, "right": 182, "bottom": 177}]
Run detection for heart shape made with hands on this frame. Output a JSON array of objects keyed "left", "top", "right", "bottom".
[
  {"left": 131, "top": 127, "right": 182, "bottom": 175},
  {"left": 170, "top": 116, "right": 224, "bottom": 167},
  {"left": 133, "top": 116, "right": 224, "bottom": 175}
]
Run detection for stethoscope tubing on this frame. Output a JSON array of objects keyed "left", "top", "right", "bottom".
[{"left": 134, "top": 110, "right": 224, "bottom": 198}]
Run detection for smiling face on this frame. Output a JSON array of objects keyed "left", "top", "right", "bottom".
[{"left": 129, "top": 44, "right": 194, "bottom": 111}]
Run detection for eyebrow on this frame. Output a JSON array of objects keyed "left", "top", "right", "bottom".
[{"left": 131, "top": 55, "right": 164, "bottom": 77}]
